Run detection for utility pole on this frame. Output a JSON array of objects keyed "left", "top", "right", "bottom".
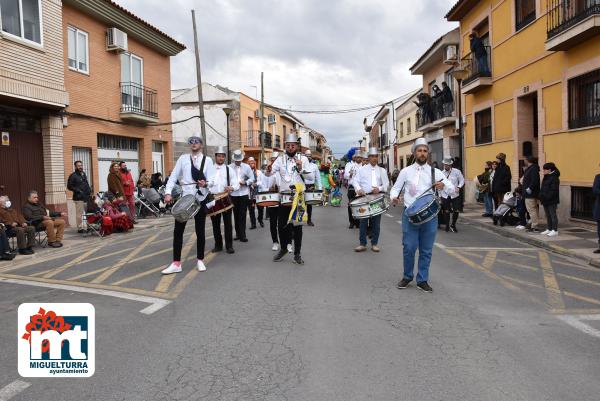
[
  {"left": 191, "top": 9, "right": 207, "bottom": 147},
  {"left": 259, "top": 72, "right": 265, "bottom": 165}
]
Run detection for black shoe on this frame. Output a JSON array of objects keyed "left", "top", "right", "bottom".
[
  {"left": 226, "top": 248, "right": 235, "bottom": 254},
  {"left": 77, "top": 229, "right": 85, "bottom": 234},
  {"left": 1, "top": 252, "right": 16, "bottom": 261},
  {"left": 397, "top": 278, "right": 411, "bottom": 289},
  {"left": 259, "top": 221, "right": 264, "bottom": 227},
  {"left": 211, "top": 247, "right": 223, "bottom": 253},
  {"left": 250, "top": 225, "right": 257, "bottom": 230},
  {"left": 19, "top": 249, "right": 33, "bottom": 255},
  {"left": 445, "top": 226, "right": 450, "bottom": 232},
  {"left": 48, "top": 241, "right": 62, "bottom": 248},
  {"left": 27, "top": 247, "right": 35, "bottom": 254},
  {"left": 417, "top": 282, "right": 433, "bottom": 293},
  {"left": 307, "top": 221, "right": 314, "bottom": 227},
  {"left": 294, "top": 254, "right": 304, "bottom": 265},
  {"left": 450, "top": 225, "right": 457, "bottom": 233},
  {"left": 527, "top": 228, "right": 538, "bottom": 233},
  {"left": 240, "top": 238, "right": 248, "bottom": 243},
  {"left": 273, "top": 249, "right": 287, "bottom": 262},
  {"left": 234, "top": 237, "right": 240, "bottom": 241},
  {"left": 349, "top": 224, "right": 354, "bottom": 229},
  {"left": 593, "top": 249, "right": 600, "bottom": 254}
]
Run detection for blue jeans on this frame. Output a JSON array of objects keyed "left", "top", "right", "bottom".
[
  {"left": 484, "top": 192, "right": 493, "bottom": 215},
  {"left": 359, "top": 215, "right": 381, "bottom": 246},
  {"left": 402, "top": 211, "right": 438, "bottom": 283}
]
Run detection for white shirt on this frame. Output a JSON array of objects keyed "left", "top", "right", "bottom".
[
  {"left": 441, "top": 168, "right": 465, "bottom": 199},
  {"left": 229, "top": 162, "right": 255, "bottom": 197},
  {"left": 347, "top": 161, "right": 360, "bottom": 186},
  {"left": 390, "top": 163, "right": 455, "bottom": 208},
  {"left": 257, "top": 170, "right": 272, "bottom": 192},
  {"left": 269, "top": 153, "right": 313, "bottom": 193},
  {"left": 353, "top": 164, "right": 389, "bottom": 194},
  {"left": 166, "top": 153, "right": 214, "bottom": 197},
  {"left": 304, "top": 161, "right": 322, "bottom": 189},
  {"left": 208, "top": 163, "right": 239, "bottom": 194}
]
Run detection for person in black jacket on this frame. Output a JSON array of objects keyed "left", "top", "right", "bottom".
[
  {"left": 67, "top": 160, "right": 92, "bottom": 233},
  {"left": 491, "top": 153, "right": 512, "bottom": 210},
  {"left": 521, "top": 156, "right": 540, "bottom": 232},
  {"left": 539, "top": 162, "right": 560, "bottom": 237},
  {"left": 470, "top": 31, "right": 489, "bottom": 75}
]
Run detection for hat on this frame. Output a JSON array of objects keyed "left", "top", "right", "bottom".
[
  {"left": 305, "top": 149, "right": 312, "bottom": 156},
  {"left": 442, "top": 156, "right": 454, "bottom": 165},
  {"left": 411, "top": 137, "right": 429, "bottom": 153},
  {"left": 355, "top": 152, "right": 363, "bottom": 159},
  {"left": 368, "top": 147, "right": 378, "bottom": 157},
  {"left": 187, "top": 135, "right": 203, "bottom": 145},
  {"left": 271, "top": 151, "right": 280, "bottom": 159},
  {"left": 214, "top": 145, "right": 226, "bottom": 155},
  {"left": 232, "top": 149, "right": 244, "bottom": 162},
  {"left": 496, "top": 152, "right": 506, "bottom": 161},
  {"left": 285, "top": 133, "right": 298, "bottom": 144},
  {"left": 361, "top": 151, "right": 369, "bottom": 159}
]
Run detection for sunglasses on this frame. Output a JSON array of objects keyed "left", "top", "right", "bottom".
[{"left": 188, "top": 138, "right": 202, "bottom": 145}]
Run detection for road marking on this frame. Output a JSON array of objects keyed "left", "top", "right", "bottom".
[
  {"left": 385, "top": 213, "right": 394, "bottom": 218},
  {"left": 482, "top": 251, "right": 497, "bottom": 271},
  {"left": 0, "top": 380, "right": 30, "bottom": 401},
  {"left": 556, "top": 272, "right": 600, "bottom": 287},
  {"left": 505, "top": 250, "right": 538, "bottom": 259},
  {"left": 539, "top": 251, "right": 566, "bottom": 310},
  {"left": 495, "top": 259, "right": 538, "bottom": 272},
  {"left": 154, "top": 234, "right": 196, "bottom": 292},
  {"left": 67, "top": 266, "right": 113, "bottom": 281},
  {"left": 0, "top": 277, "right": 171, "bottom": 315},
  {"left": 167, "top": 252, "right": 216, "bottom": 300},
  {"left": 30, "top": 248, "right": 134, "bottom": 277},
  {"left": 438, "top": 246, "right": 539, "bottom": 251},
  {"left": 456, "top": 250, "right": 485, "bottom": 259},
  {"left": 42, "top": 247, "right": 112, "bottom": 279},
  {"left": 556, "top": 314, "right": 600, "bottom": 339}
]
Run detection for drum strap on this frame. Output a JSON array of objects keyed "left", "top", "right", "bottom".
[
  {"left": 431, "top": 166, "right": 437, "bottom": 196},
  {"left": 226, "top": 165, "right": 230, "bottom": 186}
]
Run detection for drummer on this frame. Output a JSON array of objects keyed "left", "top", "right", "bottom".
[
  {"left": 208, "top": 146, "right": 239, "bottom": 254},
  {"left": 229, "top": 150, "right": 255, "bottom": 243},
  {"left": 162, "top": 134, "right": 215, "bottom": 274},
  {"left": 303, "top": 149, "right": 322, "bottom": 226},
  {"left": 390, "top": 137, "right": 454, "bottom": 292},
  {"left": 264, "top": 152, "right": 282, "bottom": 251},
  {"left": 353, "top": 147, "right": 389, "bottom": 253},
  {"left": 440, "top": 156, "right": 464, "bottom": 233},
  {"left": 267, "top": 134, "right": 314, "bottom": 264},
  {"left": 347, "top": 153, "right": 362, "bottom": 229}
]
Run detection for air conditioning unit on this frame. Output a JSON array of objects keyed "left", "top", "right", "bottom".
[
  {"left": 268, "top": 114, "right": 276, "bottom": 124},
  {"left": 444, "top": 45, "right": 458, "bottom": 64},
  {"left": 107, "top": 28, "right": 128, "bottom": 52},
  {"left": 254, "top": 109, "right": 261, "bottom": 119}
]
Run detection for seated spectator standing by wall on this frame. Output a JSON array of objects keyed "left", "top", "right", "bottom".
[
  {"left": 592, "top": 165, "right": 600, "bottom": 254},
  {"left": 67, "top": 160, "right": 92, "bottom": 233},
  {"left": 521, "top": 156, "right": 540, "bottom": 232},
  {"left": 539, "top": 162, "right": 560, "bottom": 237},
  {"left": 22, "top": 190, "right": 66, "bottom": 248},
  {"left": 0, "top": 196, "right": 35, "bottom": 255},
  {"left": 491, "top": 153, "right": 512, "bottom": 211},
  {"left": 0, "top": 224, "right": 16, "bottom": 260}
]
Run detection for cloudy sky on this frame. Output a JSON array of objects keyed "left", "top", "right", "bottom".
[{"left": 116, "top": 0, "right": 457, "bottom": 157}]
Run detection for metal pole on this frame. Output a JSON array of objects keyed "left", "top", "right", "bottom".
[
  {"left": 191, "top": 9, "right": 207, "bottom": 147},
  {"left": 457, "top": 79, "right": 464, "bottom": 172},
  {"left": 260, "top": 72, "right": 265, "bottom": 165},
  {"left": 226, "top": 113, "right": 231, "bottom": 164}
]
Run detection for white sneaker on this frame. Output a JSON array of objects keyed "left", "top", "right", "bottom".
[
  {"left": 272, "top": 242, "right": 280, "bottom": 251},
  {"left": 515, "top": 225, "right": 526, "bottom": 230},
  {"left": 161, "top": 263, "right": 182, "bottom": 275},
  {"left": 547, "top": 230, "right": 558, "bottom": 237},
  {"left": 287, "top": 244, "right": 293, "bottom": 253},
  {"left": 197, "top": 259, "right": 206, "bottom": 271},
  {"left": 540, "top": 230, "right": 550, "bottom": 235}
]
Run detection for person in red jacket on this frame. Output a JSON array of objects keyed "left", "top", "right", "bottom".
[{"left": 118, "top": 161, "right": 137, "bottom": 223}]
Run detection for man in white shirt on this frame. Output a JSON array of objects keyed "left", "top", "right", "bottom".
[
  {"left": 304, "top": 149, "right": 323, "bottom": 226},
  {"left": 264, "top": 152, "right": 282, "bottom": 251},
  {"left": 162, "top": 135, "right": 215, "bottom": 274},
  {"left": 354, "top": 148, "right": 390, "bottom": 253},
  {"left": 267, "top": 134, "right": 314, "bottom": 264},
  {"left": 208, "top": 146, "right": 239, "bottom": 254},
  {"left": 247, "top": 157, "right": 263, "bottom": 229},
  {"left": 390, "top": 137, "right": 454, "bottom": 293},
  {"left": 440, "top": 157, "right": 465, "bottom": 233},
  {"left": 229, "top": 149, "right": 255, "bottom": 242},
  {"left": 347, "top": 153, "right": 363, "bottom": 229}
]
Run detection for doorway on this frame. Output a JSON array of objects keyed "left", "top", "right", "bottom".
[{"left": 516, "top": 92, "right": 539, "bottom": 177}]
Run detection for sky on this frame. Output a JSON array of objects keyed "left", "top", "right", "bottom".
[{"left": 115, "top": 0, "right": 458, "bottom": 157}]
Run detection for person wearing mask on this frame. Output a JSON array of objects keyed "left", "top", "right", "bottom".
[
  {"left": 264, "top": 152, "right": 282, "bottom": 251},
  {"left": 119, "top": 161, "right": 137, "bottom": 223},
  {"left": 229, "top": 150, "right": 254, "bottom": 242},
  {"left": 67, "top": 160, "right": 92, "bottom": 233},
  {"left": 22, "top": 190, "right": 66, "bottom": 248},
  {"left": 521, "top": 156, "right": 540, "bottom": 232},
  {"left": 593, "top": 164, "right": 600, "bottom": 254},
  {"left": 0, "top": 195, "right": 35, "bottom": 255},
  {"left": 208, "top": 146, "right": 238, "bottom": 254},
  {"left": 539, "top": 162, "right": 561, "bottom": 237},
  {"left": 491, "top": 153, "right": 512, "bottom": 211},
  {"left": 303, "top": 149, "right": 323, "bottom": 226}
]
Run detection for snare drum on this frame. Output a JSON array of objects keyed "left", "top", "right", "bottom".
[
  {"left": 206, "top": 192, "right": 233, "bottom": 217},
  {"left": 256, "top": 191, "right": 280, "bottom": 207},
  {"left": 405, "top": 193, "right": 440, "bottom": 225},
  {"left": 350, "top": 194, "right": 389, "bottom": 219},
  {"left": 304, "top": 189, "right": 324, "bottom": 205},
  {"left": 280, "top": 190, "right": 294, "bottom": 207},
  {"left": 171, "top": 194, "right": 201, "bottom": 223}
]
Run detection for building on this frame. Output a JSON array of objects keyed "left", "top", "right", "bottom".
[
  {"left": 409, "top": 28, "right": 461, "bottom": 167},
  {"left": 446, "top": 0, "right": 600, "bottom": 221},
  {"left": 394, "top": 89, "right": 423, "bottom": 170},
  {"left": 61, "top": 0, "right": 185, "bottom": 223},
  {"left": 297, "top": 126, "right": 327, "bottom": 161},
  {"left": 0, "top": 0, "right": 69, "bottom": 211}
]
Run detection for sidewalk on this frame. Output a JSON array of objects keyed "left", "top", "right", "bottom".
[{"left": 461, "top": 204, "right": 600, "bottom": 268}]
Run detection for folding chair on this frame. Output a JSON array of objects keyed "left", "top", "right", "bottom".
[
  {"left": 35, "top": 228, "right": 48, "bottom": 248},
  {"left": 81, "top": 212, "right": 104, "bottom": 238}
]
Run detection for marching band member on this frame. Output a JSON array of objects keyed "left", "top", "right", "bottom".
[
  {"left": 162, "top": 135, "right": 215, "bottom": 274},
  {"left": 229, "top": 150, "right": 255, "bottom": 243},
  {"left": 208, "top": 146, "right": 239, "bottom": 254},
  {"left": 440, "top": 157, "right": 465, "bottom": 233},
  {"left": 268, "top": 134, "right": 314, "bottom": 264},
  {"left": 347, "top": 153, "right": 362, "bottom": 229},
  {"left": 247, "top": 157, "right": 263, "bottom": 229},
  {"left": 390, "top": 138, "right": 453, "bottom": 292},
  {"left": 264, "top": 152, "right": 282, "bottom": 251},
  {"left": 303, "top": 149, "right": 322, "bottom": 226},
  {"left": 354, "top": 148, "right": 389, "bottom": 252}
]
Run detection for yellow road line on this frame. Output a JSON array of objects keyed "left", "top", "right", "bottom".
[
  {"left": 539, "top": 251, "right": 566, "bottom": 310},
  {"left": 0, "top": 248, "right": 83, "bottom": 273},
  {"left": 550, "top": 308, "right": 600, "bottom": 315},
  {"left": 482, "top": 251, "right": 497, "bottom": 271},
  {"left": 167, "top": 252, "right": 216, "bottom": 300},
  {"left": 494, "top": 259, "right": 538, "bottom": 272},
  {"left": 556, "top": 273, "right": 600, "bottom": 288},
  {"left": 154, "top": 235, "right": 196, "bottom": 292},
  {"left": 67, "top": 266, "right": 113, "bottom": 281},
  {"left": 91, "top": 232, "right": 161, "bottom": 284},
  {"left": 562, "top": 290, "right": 600, "bottom": 306},
  {"left": 505, "top": 250, "right": 537, "bottom": 259},
  {"left": 37, "top": 247, "right": 134, "bottom": 279},
  {"left": 456, "top": 250, "right": 485, "bottom": 259},
  {"left": 112, "top": 266, "right": 166, "bottom": 286},
  {"left": 42, "top": 247, "right": 99, "bottom": 279}
]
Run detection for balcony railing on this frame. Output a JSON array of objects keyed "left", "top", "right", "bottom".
[
  {"left": 462, "top": 47, "right": 492, "bottom": 85},
  {"left": 547, "top": 0, "right": 600, "bottom": 39},
  {"left": 244, "top": 130, "right": 272, "bottom": 148},
  {"left": 274, "top": 135, "right": 281, "bottom": 149},
  {"left": 416, "top": 95, "right": 455, "bottom": 129},
  {"left": 120, "top": 82, "right": 158, "bottom": 119}
]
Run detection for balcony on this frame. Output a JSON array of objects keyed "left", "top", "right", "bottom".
[
  {"left": 274, "top": 135, "right": 281, "bottom": 149},
  {"left": 244, "top": 130, "right": 272, "bottom": 148},
  {"left": 416, "top": 97, "right": 456, "bottom": 132},
  {"left": 120, "top": 82, "right": 158, "bottom": 123},
  {"left": 546, "top": 0, "right": 600, "bottom": 51},
  {"left": 461, "top": 47, "right": 492, "bottom": 94}
]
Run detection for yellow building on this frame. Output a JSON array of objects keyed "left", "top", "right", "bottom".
[
  {"left": 447, "top": 0, "right": 600, "bottom": 221},
  {"left": 395, "top": 89, "right": 424, "bottom": 169}
]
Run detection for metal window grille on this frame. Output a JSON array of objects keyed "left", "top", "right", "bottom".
[
  {"left": 475, "top": 108, "right": 493, "bottom": 144},
  {"left": 568, "top": 68, "right": 600, "bottom": 129}
]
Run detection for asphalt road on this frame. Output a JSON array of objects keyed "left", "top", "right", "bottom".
[{"left": 1, "top": 199, "right": 599, "bottom": 401}]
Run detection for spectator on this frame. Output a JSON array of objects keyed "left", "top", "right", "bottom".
[
  {"left": 514, "top": 185, "right": 528, "bottom": 229},
  {"left": 469, "top": 31, "right": 489, "bottom": 75},
  {"left": 119, "top": 161, "right": 137, "bottom": 223},
  {"left": 539, "top": 162, "right": 560, "bottom": 237},
  {"left": 592, "top": 165, "right": 600, "bottom": 254},
  {"left": 107, "top": 162, "right": 125, "bottom": 198},
  {"left": 441, "top": 82, "right": 454, "bottom": 115},
  {"left": 521, "top": 156, "right": 540, "bottom": 232},
  {"left": 477, "top": 161, "right": 493, "bottom": 217},
  {"left": 67, "top": 160, "right": 92, "bottom": 233},
  {"left": 137, "top": 169, "right": 151, "bottom": 189},
  {"left": 491, "top": 153, "right": 512, "bottom": 211},
  {"left": 0, "top": 195, "right": 35, "bottom": 255},
  {"left": 102, "top": 194, "right": 133, "bottom": 234},
  {"left": 151, "top": 173, "right": 164, "bottom": 190},
  {"left": 0, "top": 224, "right": 16, "bottom": 260},
  {"left": 22, "top": 190, "right": 66, "bottom": 248}
]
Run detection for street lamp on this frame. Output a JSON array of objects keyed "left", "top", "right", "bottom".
[
  {"left": 223, "top": 106, "right": 233, "bottom": 164},
  {"left": 450, "top": 65, "right": 469, "bottom": 173},
  {"left": 358, "top": 138, "right": 363, "bottom": 151}
]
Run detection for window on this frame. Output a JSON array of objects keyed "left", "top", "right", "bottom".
[
  {"left": 571, "top": 186, "right": 594, "bottom": 220},
  {"left": 121, "top": 53, "right": 143, "bottom": 110},
  {"left": 97, "top": 134, "right": 139, "bottom": 151},
  {"left": 407, "top": 118, "right": 412, "bottom": 134},
  {"left": 568, "top": 69, "right": 600, "bottom": 129},
  {"left": 399, "top": 122, "right": 404, "bottom": 136},
  {"left": 283, "top": 125, "right": 287, "bottom": 137},
  {"left": 0, "top": 0, "right": 42, "bottom": 44},
  {"left": 515, "top": 0, "right": 536, "bottom": 31},
  {"left": 475, "top": 108, "right": 492, "bottom": 144},
  {"left": 67, "top": 26, "right": 88, "bottom": 73}
]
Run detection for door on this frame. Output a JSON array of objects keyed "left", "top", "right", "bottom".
[
  {"left": 72, "top": 147, "right": 93, "bottom": 191},
  {"left": 152, "top": 141, "right": 164, "bottom": 175},
  {"left": 120, "top": 53, "right": 144, "bottom": 112},
  {"left": 97, "top": 134, "right": 140, "bottom": 192}
]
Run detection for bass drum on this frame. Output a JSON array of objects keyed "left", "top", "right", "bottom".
[{"left": 206, "top": 192, "right": 233, "bottom": 217}]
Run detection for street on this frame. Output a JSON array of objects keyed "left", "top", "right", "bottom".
[{"left": 1, "top": 201, "right": 600, "bottom": 401}]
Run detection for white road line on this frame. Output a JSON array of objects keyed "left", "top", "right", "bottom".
[
  {"left": 435, "top": 245, "right": 538, "bottom": 251},
  {"left": 0, "top": 278, "right": 171, "bottom": 315},
  {"left": 556, "top": 314, "right": 600, "bottom": 339},
  {"left": 0, "top": 380, "right": 30, "bottom": 401}
]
